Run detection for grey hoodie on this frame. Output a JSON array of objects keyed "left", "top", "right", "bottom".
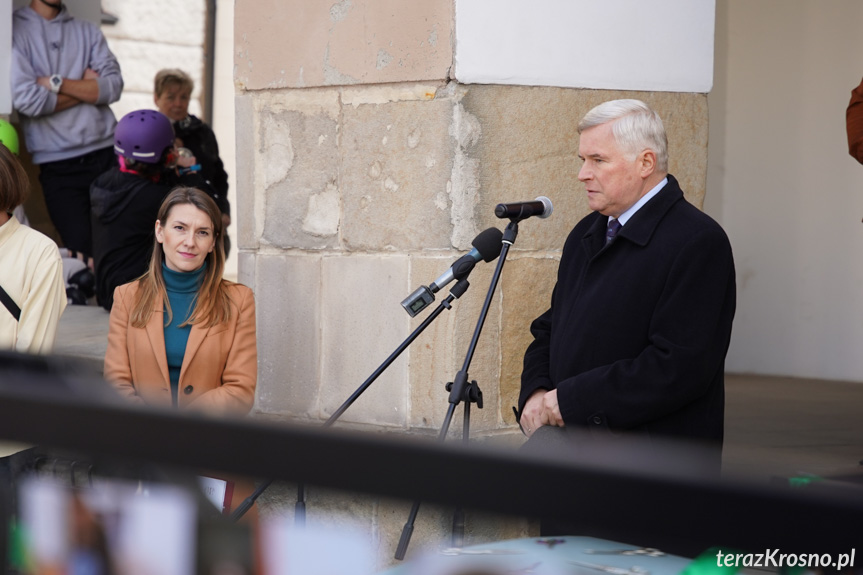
[{"left": 11, "top": 5, "right": 123, "bottom": 164}]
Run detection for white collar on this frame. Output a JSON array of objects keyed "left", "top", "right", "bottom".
[{"left": 614, "top": 177, "right": 668, "bottom": 227}]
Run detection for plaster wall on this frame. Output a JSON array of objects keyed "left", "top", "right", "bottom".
[
  {"left": 706, "top": 0, "right": 863, "bottom": 381},
  {"left": 454, "top": 0, "right": 715, "bottom": 93}
]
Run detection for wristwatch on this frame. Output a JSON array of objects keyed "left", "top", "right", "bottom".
[{"left": 49, "top": 74, "right": 63, "bottom": 94}]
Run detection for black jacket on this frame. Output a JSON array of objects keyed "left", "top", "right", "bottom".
[
  {"left": 174, "top": 115, "right": 230, "bottom": 216},
  {"left": 519, "top": 175, "right": 736, "bottom": 467},
  {"left": 90, "top": 168, "right": 212, "bottom": 310}
]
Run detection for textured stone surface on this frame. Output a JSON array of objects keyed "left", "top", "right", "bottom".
[
  {"left": 234, "top": 0, "right": 452, "bottom": 90},
  {"left": 375, "top": 498, "right": 533, "bottom": 568},
  {"left": 407, "top": 256, "right": 461, "bottom": 430},
  {"left": 236, "top": 250, "right": 254, "bottom": 292},
  {"left": 320, "top": 256, "right": 410, "bottom": 426},
  {"left": 377, "top": 498, "right": 455, "bottom": 563},
  {"left": 405, "top": 253, "right": 504, "bottom": 434},
  {"left": 254, "top": 90, "right": 342, "bottom": 250},
  {"left": 656, "top": 92, "right": 710, "bottom": 207},
  {"left": 448, "top": 261, "right": 503, "bottom": 433},
  {"left": 254, "top": 254, "right": 322, "bottom": 418},
  {"left": 341, "top": 95, "right": 456, "bottom": 251},
  {"left": 258, "top": 483, "right": 383, "bottom": 565},
  {"left": 499, "top": 255, "right": 560, "bottom": 425},
  {"left": 234, "top": 94, "right": 257, "bottom": 249}
]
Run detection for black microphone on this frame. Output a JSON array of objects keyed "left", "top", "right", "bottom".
[
  {"left": 494, "top": 196, "right": 553, "bottom": 220},
  {"left": 401, "top": 227, "right": 503, "bottom": 317}
]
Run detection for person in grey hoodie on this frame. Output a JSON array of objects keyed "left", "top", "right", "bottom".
[{"left": 11, "top": 0, "right": 124, "bottom": 269}]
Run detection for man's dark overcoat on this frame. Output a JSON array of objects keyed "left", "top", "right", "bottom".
[{"left": 519, "top": 175, "right": 736, "bottom": 457}]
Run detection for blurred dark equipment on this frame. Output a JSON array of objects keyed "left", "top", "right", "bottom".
[
  {"left": 66, "top": 268, "right": 96, "bottom": 305},
  {"left": 0, "top": 351, "right": 862, "bottom": 560},
  {"left": 68, "top": 268, "right": 95, "bottom": 298}
]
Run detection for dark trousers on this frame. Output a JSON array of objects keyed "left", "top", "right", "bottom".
[
  {"left": 520, "top": 425, "right": 720, "bottom": 557},
  {"left": 38, "top": 146, "right": 116, "bottom": 257}
]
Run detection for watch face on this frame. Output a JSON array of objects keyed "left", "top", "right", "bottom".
[{"left": 51, "top": 75, "right": 61, "bottom": 90}]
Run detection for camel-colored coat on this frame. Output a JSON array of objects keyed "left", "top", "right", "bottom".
[{"left": 104, "top": 280, "right": 257, "bottom": 415}]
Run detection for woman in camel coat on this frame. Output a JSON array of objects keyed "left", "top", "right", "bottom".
[
  {"left": 104, "top": 186, "right": 258, "bottom": 519},
  {"left": 104, "top": 186, "right": 256, "bottom": 414}
]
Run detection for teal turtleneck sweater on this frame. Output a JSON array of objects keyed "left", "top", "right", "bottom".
[{"left": 163, "top": 262, "right": 206, "bottom": 406}]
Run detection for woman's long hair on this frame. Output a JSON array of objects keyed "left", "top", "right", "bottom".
[{"left": 130, "top": 186, "right": 233, "bottom": 329}]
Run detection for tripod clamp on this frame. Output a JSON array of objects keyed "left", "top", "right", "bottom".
[{"left": 445, "top": 371, "right": 483, "bottom": 409}]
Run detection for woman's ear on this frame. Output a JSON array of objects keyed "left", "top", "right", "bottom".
[{"left": 154, "top": 220, "right": 165, "bottom": 243}]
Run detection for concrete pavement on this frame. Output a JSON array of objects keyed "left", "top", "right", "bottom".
[{"left": 54, "top": 303, "right": 110, "bottom": 375}]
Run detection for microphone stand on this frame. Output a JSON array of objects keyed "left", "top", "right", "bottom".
[
  {"left": 230, "top": 277, "right": 474, "bottom": 523},
  {"left": 394, "top": 219, "right": 520, "bottom": 560}
]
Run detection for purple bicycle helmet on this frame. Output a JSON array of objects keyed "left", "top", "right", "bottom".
[{"left": 114, "top": 109, "right": 175, "bottom": 164}]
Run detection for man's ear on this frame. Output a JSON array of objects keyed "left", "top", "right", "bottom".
[{"left": 639, "top": 149, "right": 657, "bottom": 178}]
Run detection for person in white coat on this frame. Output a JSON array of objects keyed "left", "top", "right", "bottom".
[{"left": 0, "top": 145, "right": 66, "bottom": 354}]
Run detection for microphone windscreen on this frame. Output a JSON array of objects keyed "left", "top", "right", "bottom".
[
  {"left": 472, "top": 227, "right": 504, "bottom": 262},
  {"left": 536, "top": 196, "right": 554, "bottom": 218}
]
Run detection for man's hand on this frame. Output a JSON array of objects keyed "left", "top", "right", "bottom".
[
  {"left": 49, "top": 69, "right": 101, "bottom": 105},
  {"left": 520, "top": 388, "right": 564, "bottom": 437},
  {"left": 38, "top": 70, "right": 102, "bottom": 112},
  {"left": 37, "top": 75, "right": 81, "bottom": 112}
]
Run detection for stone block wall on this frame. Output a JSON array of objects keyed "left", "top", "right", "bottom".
[{"left": 240, "top": 83, "right": 708, "bottom": 430}]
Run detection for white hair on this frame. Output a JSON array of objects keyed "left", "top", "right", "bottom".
[{"left": 578, "top": 99, "right": 668, "bottom": 173}]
